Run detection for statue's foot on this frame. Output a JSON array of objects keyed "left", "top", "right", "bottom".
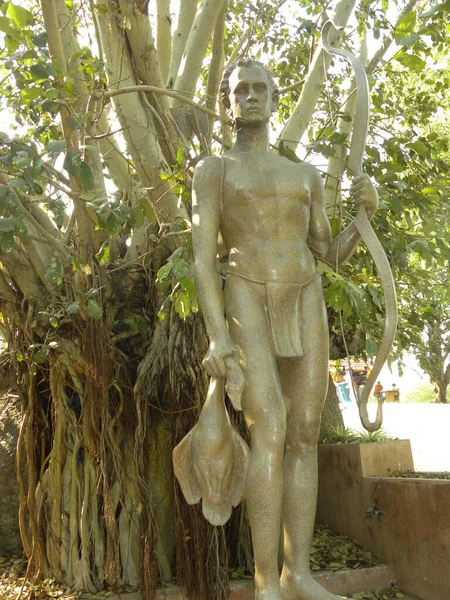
[
  {"left": 254, "top": 583, "right": 282, "bottom": 600},
  {"left": 280, "top": 572, "right": 342, "bottom": 600}
]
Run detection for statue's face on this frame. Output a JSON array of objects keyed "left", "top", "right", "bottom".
[{"left": 228, "top": 64, "right": 273, "bottom": 125}]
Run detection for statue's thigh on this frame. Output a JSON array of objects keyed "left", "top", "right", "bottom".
[
  {"left": 278, "top": 278, "right": 329, "bottom": 439},
  {"left": 225, "top": 276, "right": 284, "bottom": 423}
]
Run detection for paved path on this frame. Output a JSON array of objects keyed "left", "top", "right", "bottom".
[{"left": 341, "top": 403, "right": 450, "bottom": 472}]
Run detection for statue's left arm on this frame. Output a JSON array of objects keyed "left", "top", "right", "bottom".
[{"left": 308, "top": 165, "right": 378, "bottom": 266}]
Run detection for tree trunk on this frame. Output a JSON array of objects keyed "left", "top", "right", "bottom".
[
  {"left": 319, "top": 375, "right": 345, "bottom": 441},
  {"left": 435, "top": 382, "right": 448, "bottom": 404}
]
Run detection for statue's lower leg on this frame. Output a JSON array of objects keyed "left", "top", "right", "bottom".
[
  {"left": 280, "top": 443, "right": 339, "bottom": 600},
  {"left": 247, "top": 423, "right": 285, "bottom": 600}
]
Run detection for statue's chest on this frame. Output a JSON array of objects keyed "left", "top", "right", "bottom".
[{"left": 222, "top": 161, "right": 310, "bottom": 215}]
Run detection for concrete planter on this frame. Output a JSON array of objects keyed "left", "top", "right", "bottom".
[{"left": 317, "top": 440, "right": 450, "bottom": 600}]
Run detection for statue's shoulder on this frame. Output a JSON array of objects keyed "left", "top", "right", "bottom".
[
  {"left": 293, "top": 160, "right": 323, "bottom": 188},
  {"left": 276, "top": 152, "right": 321, "bottom": 180},
  {"left": 193, "top": 155, "right": 225, "bottom": 180},
  {"left": 192, "top": 156, "right": 225, "bottom": 203},
  {"left": 295, "top": 160, "right": 320, "bottom": 177}
]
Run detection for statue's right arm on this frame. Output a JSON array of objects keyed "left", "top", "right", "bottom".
[{"left": 192, "top": 157, "right": 236, "bottom": 377}]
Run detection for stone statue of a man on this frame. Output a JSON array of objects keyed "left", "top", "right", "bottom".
[{"left": 191, "top": 59, "right": 378, "bottom": 600}]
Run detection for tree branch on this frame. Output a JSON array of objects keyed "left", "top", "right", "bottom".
[
  {"left": 156, "top": 0, "right": 171, "bottom": 84},
  {"left": 205, "top": 1, "right": 227, "bottom": 147},
  {"left": 276, "top": 0, "right": 358, "bottom": 151},
  {"left": 366, "top": 0, "right": 420, "bottom": 74},
  {"left": 167, "top": 0, "right": 197, "bottom": 89},
  {"left": 98, "top": 86, "right": 230, "bottom": 124},
  {"left": 172, "top": 0, "right": 227, "bottom": 105}
]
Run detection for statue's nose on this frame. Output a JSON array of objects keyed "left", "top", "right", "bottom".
[{"left": 247, "top": 86, "right": 258, "bottom": 99}]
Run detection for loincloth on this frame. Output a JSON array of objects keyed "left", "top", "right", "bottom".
[{"left": 225, "top": 271, "right": 320, "bottom": 358}]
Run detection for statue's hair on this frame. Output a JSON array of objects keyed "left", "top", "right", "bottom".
[{"left": 219, "top": 58, "right": 279, "bottom": 110}]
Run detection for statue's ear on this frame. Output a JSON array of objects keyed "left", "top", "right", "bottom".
[{"left": 222, "top": 94, "right": 231, "bottom": 111}]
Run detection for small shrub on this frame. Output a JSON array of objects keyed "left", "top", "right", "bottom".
[
  {"left": 320, "top": 425, "right": 361, "bottom": 445},
  {"left": 321, "top": 426, "right": 394, "bottom": 445},
  {"left": 358, "top": 429, "right": 395, "bottom": 443}
]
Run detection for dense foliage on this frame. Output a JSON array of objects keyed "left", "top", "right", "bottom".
[{"left": 0, "top": 0, "right": 449, "bottom": 597}]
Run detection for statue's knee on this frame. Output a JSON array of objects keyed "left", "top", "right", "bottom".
[
  {"left": 251, "top": 406, "right": 286, "bottom": 453},
  {"left": 286, "top": 419, "right": 320, "bottom": 453}
]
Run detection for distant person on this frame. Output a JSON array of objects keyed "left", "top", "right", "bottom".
[
  {"left": 392, "top": 383, "right": 400, "bottom": 401},
  {"left": 374, "top": 381, "right": 383, "bottom": 397}
]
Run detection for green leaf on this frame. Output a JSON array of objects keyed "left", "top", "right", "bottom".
[
  {"left": 278, "top": 141, "right": 301, "bottom": 163},
  {"left": 86, "top": 299, "right": 103, "bottom": 320},
  {"left": 79, "top": 161, "right": 94, "bottom": 190},
  {"left": 406, "top": 141, "right": 429, "bottom": 156},
  {"left": 390, "top": 196, "right": 403, "bottom": 214},
  {"left": 95, "top": 241, "right": 110, "bottom": 264},
  {"left": 8, "top": 177, "right": 28, "bottom": 190},
  {"left": 395, "top": 53, "right": 426, "bottom": 72},
  {"left": 365, "top": 338, "right": 379, "bottom": 358},
  {"left": 175, "top": 291, "right": 190, "bottom": 318},
  {"left": 179, "top": 276, "right": 195, "bottom": 295},
  {"left": 45, "top": 87, "right": 60, "bottom": 100},
  {"left": 0, "top": 232, "right": 14, "bottom": 253},
  {"left": 123, "top": 316, "right": 139, "bottom": 334},
  {"left": 420, "top": 1, "right": 450, "bottom": 18},
  {"left": 176, "top": 147, "right": 183, "bottom": 168},
  {"left": 70, "top": 256, "right": 91, "bottom": 275},
  {"left": 171, "top": 247, "right": 184, "bottom": 260},
  {"left": 138, "top": 197, "right": 157, "bottom": 224},
  {"left": 44, "top": 258, "right": 63, "bottom": 285},
  {"left": 0, "top": 218, "right": 15, "bottom": 233},
  {"left": 63, "top": 149, "right": 81, "bottom": 177},
  {"left": 46, "top": 140, "right": 67, "bottom": 154},
  {"left": 157, "top": 296, "right": 171, "bottom": 320},
  {"left": 0, "top": 15, "right": 15, "bottom": 35},
  {"left": 394, "top": 11, "right": 416, "bottom": 41},
  {"left": 7, "top": 3, "right": 33, "bottom": 29},
  {"left": 21, "top": 87, "right": 43, "bottom": 101},
  {"left": 66, "top": 301, "right": 79, "bottom": 315},
  {"left": 33, "top": 349, "right": 48, "bottom": 364},
  {"left": 157, "top": 262, "right": 172, "bottom": 280},
  {"left": 30, "top": 64, "right": 49, "bottom": 83},
  {"left": 32, "top": 31, "right": 48, "bottom": 47},
  {"left": 172, "top": 257, "right": 188, "bottom": 279}
]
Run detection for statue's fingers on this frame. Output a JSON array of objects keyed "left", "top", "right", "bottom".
[
  {"left": 202, "top": 358, "right": 215, "bottom": 376},
  {"left": 203, "top": 356, "right": 221, "bottom": 377},
  {"left": 353, "top": 174, "right": 366, "bottom": 182},
  {"left": 213, "top": 356, "right": 227, "bottom": 377},
  {"left": 350, "top": 181, "right": 366, "bottom": 194},
  {"left": 353, "top": 190, "right": 367, "bottom": 202}
]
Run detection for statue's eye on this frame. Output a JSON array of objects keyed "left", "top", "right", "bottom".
[
  {"left": 254, "top": 83, "right": 266, "bottom": 92},
  {"left": 234, "top": 83, "right": 248, "bottom": 95}
]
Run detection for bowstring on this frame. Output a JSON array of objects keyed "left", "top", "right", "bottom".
[{"left": 322, "top": 46, "right": 359, "bottom": 403}]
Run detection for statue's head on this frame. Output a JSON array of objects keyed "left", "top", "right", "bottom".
[{"left": 220, "top": 59, "right": 278, "bottom": 125}]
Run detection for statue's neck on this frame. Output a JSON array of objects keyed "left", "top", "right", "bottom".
[{"left": 233, "top": 121, "right": 270, "bottom": 153}]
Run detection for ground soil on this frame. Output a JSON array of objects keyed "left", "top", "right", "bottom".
[
  {"left": 0, "top": 524, "right": 409, "bottom": 599},
  {"left": 387, "top": 469, "right": 450, "bottom": 479}
]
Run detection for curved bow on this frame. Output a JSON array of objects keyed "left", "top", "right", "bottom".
[{"left": 321, "top": 21, "right": 398, "bottom": 432}]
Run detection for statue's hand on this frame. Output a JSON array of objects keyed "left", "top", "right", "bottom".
[
  {"left": 202, "top": 337, "right": 237, "bottom": 378},
  {"left": 350, "top": 174, "right": 378, "bottom": 218},
  {"left": 224, "top": 356, "right": 245, "bottom": 411}
]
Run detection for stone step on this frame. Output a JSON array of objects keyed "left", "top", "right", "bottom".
[{"left": 83, "top": 563, "right": 398, "bottom": 600}]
